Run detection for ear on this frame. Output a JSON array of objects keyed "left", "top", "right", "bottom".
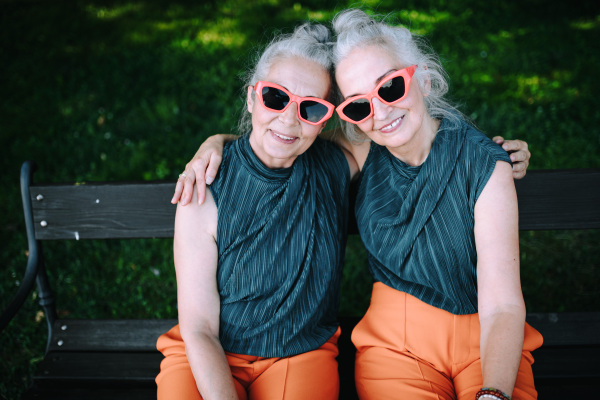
[
  {"left": 421, "top": 65, "right": 432, "bottom": 97},
  {"left": 318, "top": 122, "right": 327, "bottom": 134},
  {"left": 247, "top": 85, "right": 254, "bottom": 113}
]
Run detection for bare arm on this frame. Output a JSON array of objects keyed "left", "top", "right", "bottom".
[
  {"left": 174, "top": 189, "right": 238, "bottom": 399},
  {"left": 173, "top": 134, "right": 238, "bottom": 205},
  {"left": 492, "top": 137, "right": 531, "bottom": 179},
  {"left": 475, "top": 161, "right": 526, "bottom": 396}
]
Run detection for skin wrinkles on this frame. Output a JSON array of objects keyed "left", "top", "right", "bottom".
[
  {"left": 247, "top": 56, "right": 331, "bottom": 169},
  {"left": 335, "top": 45, "right": 439, "bottom": 167}
]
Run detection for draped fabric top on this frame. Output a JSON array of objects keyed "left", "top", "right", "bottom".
[
  {"left": 355, "top": 118, "right": 511, "bottom": 315},
  {"left": 208, "top": 135, "right": 349, "bottom": 357}
]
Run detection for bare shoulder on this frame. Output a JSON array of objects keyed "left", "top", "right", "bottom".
[
  {"left": 484, "top": 161, "right": 515, "bottom": 193},
  {"left": 175, "top": 187, "right": 218, "bottom": 239},
  {"left": 475, "top": 161, "right": 518, "bottom": 226}
]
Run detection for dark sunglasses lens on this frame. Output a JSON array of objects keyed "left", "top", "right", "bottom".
[
  {"left": 300, "top": 101, "right": 328, "bottom": 123},
  {"left": 261, "top": 86, "right": 289, "bottom": 110},
  {"left": 378, "top": 76, "right": 406, "bottom": 103},
  {"left": 342, "top": 98, "right": 371, "bottom": 122}
]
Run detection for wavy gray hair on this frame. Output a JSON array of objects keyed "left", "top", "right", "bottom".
[{"left": 332, "top": 9, "right": 463, "bottom": 141}]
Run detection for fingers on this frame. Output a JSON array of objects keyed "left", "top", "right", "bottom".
[
  {"left": 492, "top": 138, "right": 531, "bottom": 180},
  {"left": 181, "top": 168, "right": 197, "bottom": 206},
  {"left": 172, "top": 135, "right": 229, "bottom": 206},
  {"left": 205, "top": 153, "right": 223, "bottom": 185},
  {"left": 500, "top": 139, "right": 529, "bottom": 154},
  {"left": 189, "top": 158, "right": 209, "bottom": 205},
  {"left": 509, "top": 147, "right": 530, "bottom": 163},
  {"left": 511, "top": 160, "right": 528, "bottom": 180},
  {"left": 173, "top": 168, "right": 196, "bottom": 206},
  {"left": 172, "top": 154, "right": 219, "bottom": 206},
  {"left": 171, "top": 179, "right": 185, "bottom": 204},
  {"left": 511, "top": 153, "right": 530, "bottom": 179},
  {"left": 506, "top": 141, "right": 530, "bottom": 180},
  {"left": 172, "top": 173, "right": 189, "bottom": 205}
]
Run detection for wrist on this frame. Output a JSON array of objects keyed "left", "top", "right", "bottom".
[{"left": 475, "top": 387, "right": 512, "bottom": 400}]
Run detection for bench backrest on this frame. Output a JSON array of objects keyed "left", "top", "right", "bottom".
[{"left": 27, "top": 168, "right": 600, "bottom": 241}]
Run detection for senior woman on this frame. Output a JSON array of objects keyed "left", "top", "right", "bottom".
[
  {"left": 330, "top": 9, "right": 543, "bottom": 400},
  {"left": 155, "top": 23, "right": 359, "bottom": 400}
]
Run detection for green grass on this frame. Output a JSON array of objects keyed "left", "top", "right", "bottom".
[{"left": 1, "top": 0, "right": 599, "bottom": 398}]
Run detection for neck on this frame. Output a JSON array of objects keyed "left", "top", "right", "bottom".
[
  {"left": 248, "top": 133, "right": 296, "bottom": 169},
  {"left": 387, "top": 116, "right": 440, "bottom": 166}
]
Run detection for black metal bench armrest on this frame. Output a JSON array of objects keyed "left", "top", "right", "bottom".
[{"left": 0, "top": 161, "right": 56, "bottom": 337}]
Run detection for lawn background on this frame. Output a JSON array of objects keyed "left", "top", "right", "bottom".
[{"left": 1, "top": 0, "right": 599, "bottom": 398}]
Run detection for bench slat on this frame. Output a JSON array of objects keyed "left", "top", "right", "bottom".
[
  {"left": 33, "top": 351, "right": 161, "bottom": 385},
  {"left": 532, "top": 347, "right": 600, "bottom": 380},
  {"left": 22, "top": 387, "right": 157, "bottom": 400},
  {"left": 515, "top": 169, "right": 600, "bottom": 230},
  {"left": 44, "top": 313, "right": 600, "bottom": 354},
  {"left": 31, "top": 182, "right": 176, "bottom": 240},
  {"left": 47, "top": 319, "right": 177, "bottom": 352},
  {"left": 29, "top": 169, "right": 600, "bottom": 241},
  {"left": 526, "top": 312, "right": 600, "bottom": 347}
]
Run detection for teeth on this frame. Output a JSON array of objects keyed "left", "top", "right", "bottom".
[
  {"left": 273, "top": 131, "right": 294, "bottom": 140},
  {"left": 381, "top": 116, "right": 403, "bottom": 131}
]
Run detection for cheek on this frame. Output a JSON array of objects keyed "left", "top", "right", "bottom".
[
  {"left": 252, "top": 106, "right": 277, "bottom": 126},
  {"left": 296, "top": 124, "right": 323, "bottom": 149},
  {"left": 357, "top": 119, "right": 374, "bottom": 135},
  {"left": 303, "top": 125, "right": 322, "bottom": 139}
]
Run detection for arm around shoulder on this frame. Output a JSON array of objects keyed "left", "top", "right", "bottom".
[
  {"left": 173, "top": 134, "right": 238, "bottom": 206},
  {"left": 492, "top": 136, "right": 531, "bottom": 180}
]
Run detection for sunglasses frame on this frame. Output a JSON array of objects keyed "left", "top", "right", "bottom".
[
  {"left": 336, "top": 64, "right": 418, "bottom": 124},
  {"left": 253, "top": 81, "right": 335, "bottom": 125}
]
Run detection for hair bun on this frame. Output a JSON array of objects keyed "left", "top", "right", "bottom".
[
  {"left": 332, "top": 9, "right": 373, "bottom": 36},
  {"left": 293, "top": 23, "right": 332, "bottom": 46}
]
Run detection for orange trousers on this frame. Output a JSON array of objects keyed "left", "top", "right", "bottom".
[
  {"left": 156, "top": 324, "right": 340, "bottom": 400},
  {"left": 352, "top": 283, "right": 544, "bottom": 400}
]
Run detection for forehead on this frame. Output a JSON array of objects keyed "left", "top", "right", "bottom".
[
  {"left": 335, "top": 45, "right": 401, "bottom": 93},
  {"left": 265, "top": 57, "right": 331, "bottom": 98}
]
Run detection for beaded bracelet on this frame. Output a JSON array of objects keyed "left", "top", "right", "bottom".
[{"left": 475, "top": 387, "right": 512, "bottom": 400}]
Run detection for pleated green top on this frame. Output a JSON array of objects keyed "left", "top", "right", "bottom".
[
  {"left": 355, "top": 118, "right": 511, "bottom": 315},
  {"left": 209, "top": 135, "right": 349, "bottom": 357}
]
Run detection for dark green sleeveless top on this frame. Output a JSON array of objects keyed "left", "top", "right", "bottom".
[
  {"left": 209, "top": 135, "right": 349, "bottom": 357},
  {"left": 355, "top": 118, "right": 511, "bottom": 314}
]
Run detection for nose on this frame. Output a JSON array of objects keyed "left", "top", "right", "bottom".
[
  {"left": 371, "top": 97, "right": 391, "bottom": 121},
  {"left": 279, "top": 101, "right": 300, "bottom": 126}
]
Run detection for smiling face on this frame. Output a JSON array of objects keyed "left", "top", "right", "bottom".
[
  {"left": 247, "top": 56, "right": 331, "bottom": 169},
  {"left": 335, "top": 45, "right": 438, "bottom": 164}
]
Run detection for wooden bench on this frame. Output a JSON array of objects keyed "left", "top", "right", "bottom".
[{"left": 1, "top": 161, "right": 599, "bottom": 399}]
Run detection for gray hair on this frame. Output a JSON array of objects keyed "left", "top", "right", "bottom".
[
  {"left": 237, "top": 23, "right": 334, "bottom": 134},
  {"left": 332, "top": 9, "right": 463, "bottom": 142}
]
